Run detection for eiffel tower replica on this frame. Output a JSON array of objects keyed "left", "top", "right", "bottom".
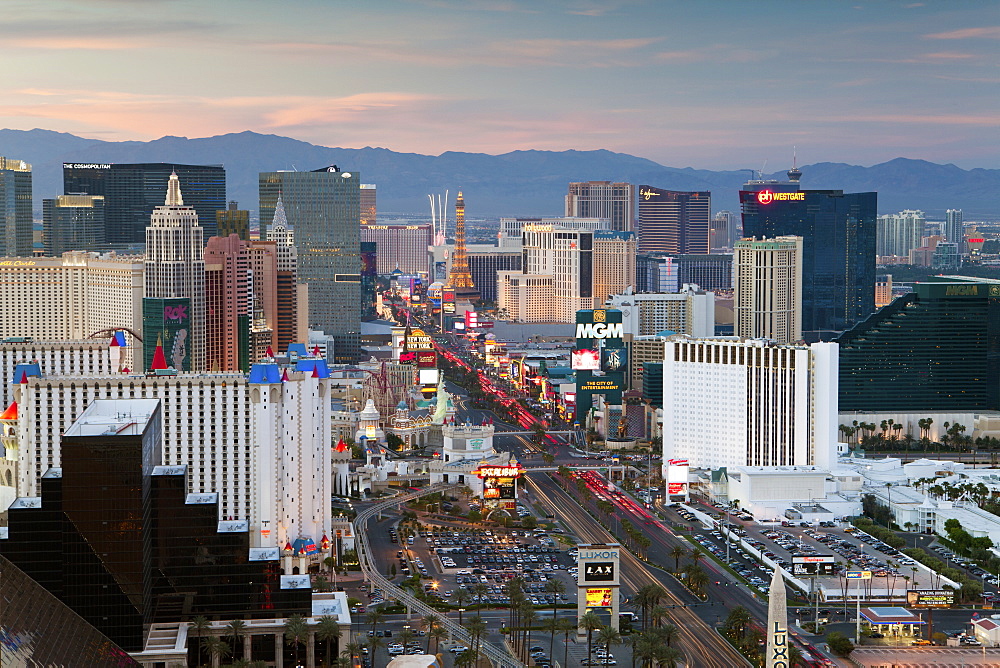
[{"left": 445, "top": 191, "right": 481, "bottom": 303}]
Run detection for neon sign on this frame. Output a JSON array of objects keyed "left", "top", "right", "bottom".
[
  {"left": 474, "top": 465, "right": 523, "bottom": 479},
  {"left": 757, "top": 190, "right": 805, "bottom": 204}
]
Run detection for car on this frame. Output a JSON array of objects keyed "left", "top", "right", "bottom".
[
  {"left": 911, "top": 639, "right": 932, "bottom": 646},
  {"left": 449, "top": 645, "right": 469, "bottom": 653},
  {"left": 868, "top": 632, "right": 885, "bottom": 639}
]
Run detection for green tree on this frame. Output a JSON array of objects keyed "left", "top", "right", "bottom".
[
  {"left": 826, "top": 631, "right": 854, "bottom": 657},
  {"left": 283, "top": 614, "right": 309, "bottom": 667},
  {"left": 578, "top": 611, "right": 603, "bottom": 665},
  {"left": 723, "top": 606, "right": 752, "bottom": 640},
  {"left": 205, "top": 637, "right": 230, "bottom": 668},
  {"left": 421, "top": 613, "right": 441, "bottom": 653},
  {"left": 315, "top": 615, "right": 340, "bottom": 668},
  {"left": 466, "top": 615, "right": 488, "bottom": 660},
  {"left": 189, "top": 615, "right": 212, "bottom": 668},
  {"left": 365, "top": 605, "right": 386, "bottom": 636},
  {"left": 223, "top": 620, "right": 247, "bottom": 661},
  {"left": 596, "top": 625, "right": 623, "bottom": 664},
  {"left": 545, "top": 578, "right": 566, "bottom": 621}
]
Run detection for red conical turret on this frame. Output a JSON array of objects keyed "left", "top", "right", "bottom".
[
  {"left": 150, "top": 334, "right": 168, "bottom": 371},
  {"left": 0, "top": 401, "right": 17, "bottom": 421}
]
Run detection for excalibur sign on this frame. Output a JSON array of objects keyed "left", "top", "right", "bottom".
[{"left": 766, "top": 567, "right": 789, "bottom": 668}]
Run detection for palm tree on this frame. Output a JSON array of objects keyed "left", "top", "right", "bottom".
[
  {"left": 722, "top": 606, "right": 752, "bottom": 640},
  {"left": 466, "top": 615, "right": 487, "bottom": 661},
  {"left": 342, "top": 641, "right": 362, "bottom": 664},
  {"left": 596, "top": 625, "right": 622, "bottom": 665},
  {"left": 520, "top": 604, "right": 538, "bottom": 662},
  {"left": 578, "top": 611, "right": 603, "bottom": 665},
  {"left": 206, "top": 637, "right": 230, "bottom": 668},
  {"left": 224, "top": 620, "right": 247, "bottom": 661},
  {"left": 654, "top": 623, "right": 678, "bottom": 647},
  {"left": 315, "top": 615, "right": 341, "bottom": 668},
  {"left": 399, "top": 628, "right": 416, "bottom": 653},
  {"left": 471, "top": 582, "right": 489, "bottom": 608},
  {"left": 541, "top": 617, "right": 562, "bottom": 661},
  {"left": 648, "top": 605, "right": 669, "bottom": 629},
  {"left": 654, "top": 645, "right": 684, "bottom": 668},
  {"left": 366, "top": 636, "right": 385, "bottom": 666},
  {"left": 454, "top": 648, "right": 476, "bottom": 668},
  {"left": 669, "top": 545, "right": 686, "bottom": 574},
  {"left": 430, "top": 625, "right": 448, "bottom": 655},
  {"left": 545, "top": 578, "right": 566, "bottom": 621},
  {"left": 688, "top": 547, "right": 704, "bottom": 566},
  {"left": 335, "top": 657, "right": 352, "bottom": 668},
  {"left": 284, "top": 614, "right": 309, "bottom": 668},
  {"left": 189, "top": 615, "right": 212, "bottom": 668},
  {"left": 365, "top": 605, "right": 386, "bottom": 637},
  {"left": 421, "top": 613, "right": 441, "bottom": 653},
  {"left": 453, "top": 588, "right": 470, "bottom": 625}
]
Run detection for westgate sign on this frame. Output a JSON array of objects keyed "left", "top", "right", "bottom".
[{"left": 757, "top": 190, "right": 805, "bottom": 204}]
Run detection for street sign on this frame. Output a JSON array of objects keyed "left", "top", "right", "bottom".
[{"left": 846, "top": 570, "right": 872, "bottom": 580}]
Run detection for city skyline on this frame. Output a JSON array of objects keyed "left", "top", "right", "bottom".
[{"left": 0, "top": 1, "right": 996, "bottom": 169}]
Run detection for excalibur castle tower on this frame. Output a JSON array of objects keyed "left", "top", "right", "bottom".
[
  {"left": 446, "top": 191, "right": 480, "bottom": 303},
  {"left": 143, "top": 172, "right": 205, "bottom": 371}
]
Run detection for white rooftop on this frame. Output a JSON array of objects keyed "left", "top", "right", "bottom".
[{"left": 63, "top": 399, "right": 160, "bottom": 438}]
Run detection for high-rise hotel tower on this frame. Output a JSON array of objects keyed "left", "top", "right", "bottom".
[{"left": 143, "top": 172, "right": 206, "bottom": 371}]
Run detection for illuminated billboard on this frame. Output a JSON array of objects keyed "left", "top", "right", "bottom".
[
  {"left": 601, "top": 347, "right": 627, "bottom": 373},
  {"left": 416, "top": 351, "right": 437, "bottom": 367},
  {"left": 667, "top": 483, "right": 685, "bottom": 495},
  {"left": 483, "top": 476, "right": 516, "bottom": 500},
  {"left": 666, "top": 459, "right": 689, "bottom": 483},
  {"left": 907, "top": 590, "right": 954, "bottom": 608},
  {"left": 418, "top": 369, "right": 439, "bottom": 385},
  {"left": 585, "top": 588, "right": 613, "bottom": 608},
  {"left": 143, "top": 297, "right": 192, "bottom": 371},
  {"left": 791, "top": 554, "right": 836, "bottom": 576},
  {"left": 571, "top": 349, "right": 600, "bottom": 371}
]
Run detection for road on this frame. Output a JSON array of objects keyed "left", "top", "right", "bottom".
[{"left": 524, "top": 472, "right": 751, "bottom": 668}]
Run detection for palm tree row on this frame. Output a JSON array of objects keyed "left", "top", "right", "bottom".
[{"left": 189, "top": 613, "right": 339, "bottom": 668}]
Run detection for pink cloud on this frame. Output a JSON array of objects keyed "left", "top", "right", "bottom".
[
  {"left": 5, "top": 36, "right": 144, "bottom": 50},
  {"left": 925, "top": 26, "right": 1000, "bottom": 39}
]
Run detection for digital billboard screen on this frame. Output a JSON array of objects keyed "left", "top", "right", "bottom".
[
  {"left": 571, "top": 349, "right": 600, "bottom": 371},
  {"left": 907, "top": 590, "right": 954, "bottom": 608},
  {"left": 585, "top": 588, "right": 613, "bottom": 608},
  {"left": 791, "top": 554, "right": 836, "bottom": 576}
]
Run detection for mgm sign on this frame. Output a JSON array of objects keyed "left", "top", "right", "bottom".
[{"left": 573, "top": 309, "right": 625, "bottom": 423}]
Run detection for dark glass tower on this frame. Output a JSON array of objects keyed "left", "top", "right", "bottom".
[
  {"left": 0, "top": 399, "right": 309, "bottom": 652},
  {"left": 838, "top": 278, "right": 1000, "bottom": 412},
  {"left": 63, "top": 162, "right": 226, "bottom": 245},
  {"left": 637, "top": 187, "right": 711, "bottom": 254},
  {"left": 741, "top": 188, "right": 876, "bottom": 340},
  {"left": 0, "top": 156, "right": 32, "bottom": 257},
  {"left": 259, "top": 166, "right": 361, "bottom": 362}
]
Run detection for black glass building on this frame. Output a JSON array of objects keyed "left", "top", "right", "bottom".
[
  {"left": 260, "top": 166, "right": 361, "bottom": 362},
  {"left": 63, "top": 162, "right": 226, "bottom": 245},
  {"left": 0, "top": 399, "right": 309, "bottom": 652},
  {"left": 0, "top": 553, "right": 140, "bottom": 666},
  {"left": 741, "top": 188, "right": 877, "bottom": 340},
  {"left": 636, "top": 253, "right": 733, "bottom": 293},
  {"left": 838, "top": 278, "right": 1000, "bottom": 412}
]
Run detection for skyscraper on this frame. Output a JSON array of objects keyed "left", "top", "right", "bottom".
[
  {"left": 260, "top": 166, "right": 361, "bottom": 363},
  {"left": 63, "top": 162, "right": 225, "bottom": 246},
  {"left": 636, "top": 187, "right": 711, "bottom": 254},
  {"left": 446, "top": 191, "right": 480, "bottom": 302},
  {"left": 944, "top": 208, "right": 965, "bottom": 254},
  {"left": 204, "top": 234, "right": 252, "bottom": 371},
  {"left": 143, "top": 172, "right": 206, "bottom": 371},
  {"left": 215, "top": 200, "right": 250, "bottom": 240},
  {"left": 42, "top": 195, "right": 105, "bottom": 255},
  {"left": 741, "top": 174, "right": 876, "bottom": 340},
  {"left": 0, "top": 156, "right": 32, "bottom": 257},
  {"left": 566, "top": 181, "right": 635, "bottom": 232},
  {"left": 362, "top": 222, "right": 432, "bottom": 274},
  {"left": 265, "top": 194, "right": 305, "bottom": 353},
  {"left": 360, "top": 183, "right": 377, "bottom": 225},
  {"left": 710, "top": 210, "right": 740, "bottom": 252},
  {"left": 734, "top": 236, "right": 803, "bottom": 344},
  {"left": 876, "top": 209, "right": 925, "bottom": 258}
]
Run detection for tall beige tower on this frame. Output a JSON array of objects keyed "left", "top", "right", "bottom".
[
  {"left": 144, "top": 172, "right": 206, "bottom": 370},
  {"left": 734, "top": 236, "right": 802, "bottom": 344}
]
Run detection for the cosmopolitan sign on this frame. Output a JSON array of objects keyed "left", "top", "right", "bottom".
[{"left": 757, "top": 190, "right": 805, "bottom": 204}]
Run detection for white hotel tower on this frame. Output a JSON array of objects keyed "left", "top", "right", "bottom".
[
  {"left": 145, "top": 172, "right": 206, "bottom": 370},
  {"left": 662, "top": 336, "right": 838, "bottom": 471}
]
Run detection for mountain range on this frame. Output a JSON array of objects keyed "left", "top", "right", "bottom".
[{"left": 2, "top": 128, "right": 997, "bottom": 221}]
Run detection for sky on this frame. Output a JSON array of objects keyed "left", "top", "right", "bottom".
[{"left": 1, "top": 0, "right": 997, "bottom": 169}]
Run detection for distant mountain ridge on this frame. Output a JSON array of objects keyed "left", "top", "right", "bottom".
[{"left": 2, "top": 128, "right": 997, "bottom": 221}]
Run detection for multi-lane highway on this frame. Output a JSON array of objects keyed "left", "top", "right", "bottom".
[{"left": 524, "top": 472, "right": 751, "bottom": 668}]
